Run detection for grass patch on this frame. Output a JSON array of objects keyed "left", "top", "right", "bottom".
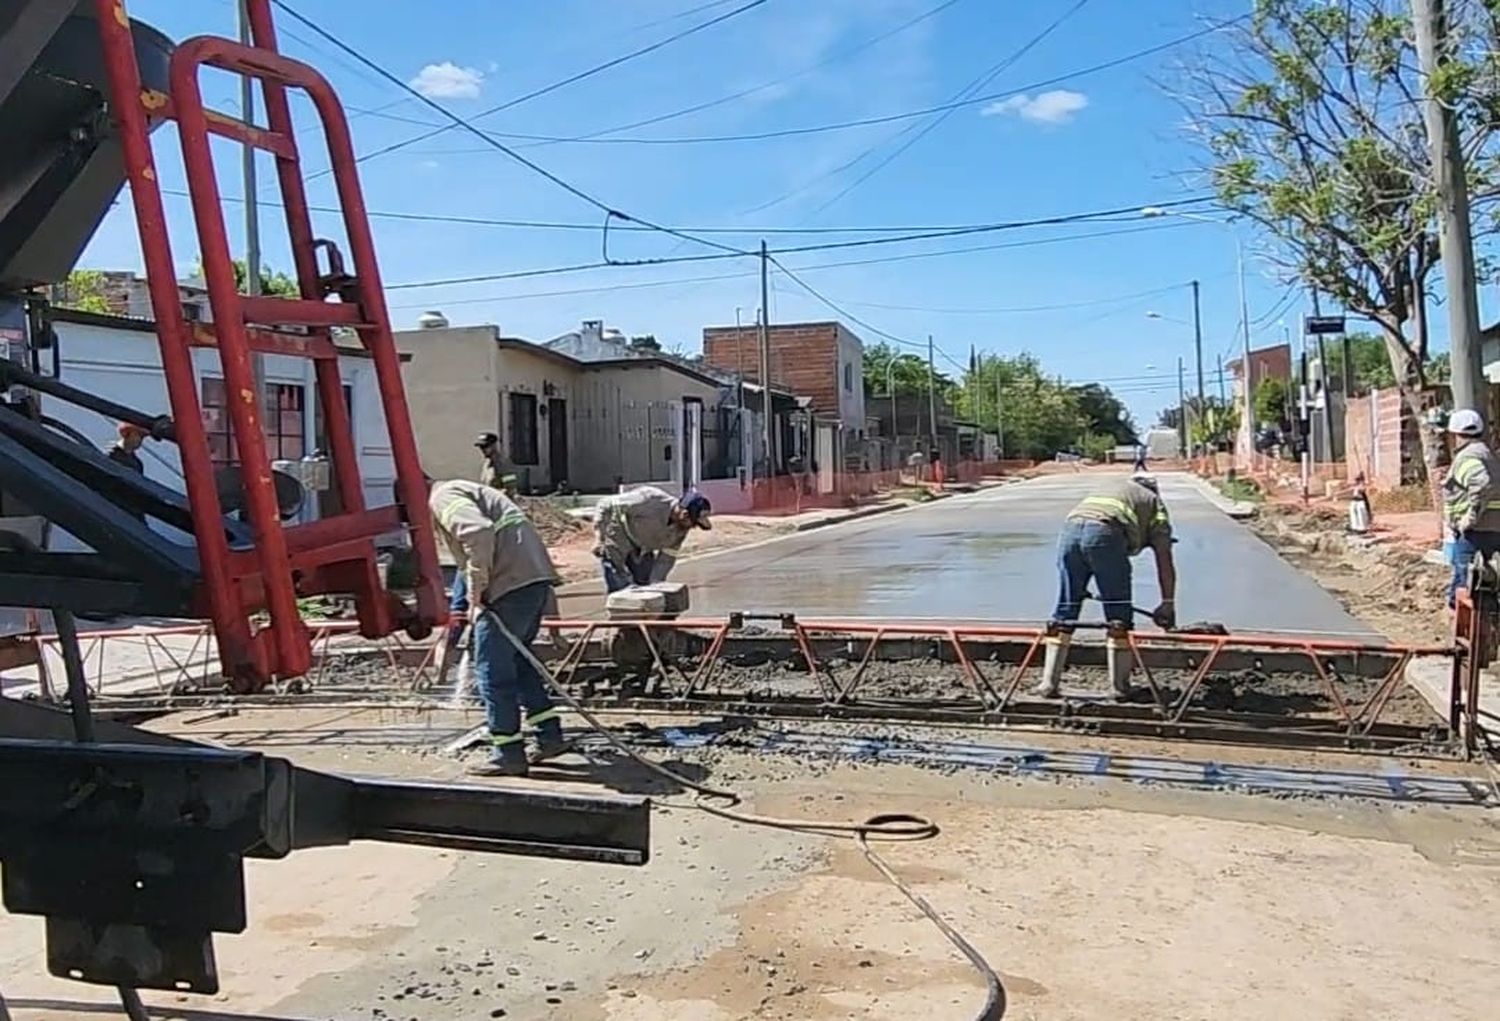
[{"left": 1215, "top": 476, "right": 1263, "bottom": 504}]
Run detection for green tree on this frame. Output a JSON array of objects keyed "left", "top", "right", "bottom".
[
  {"left": 1253, "top": 376, "right": 1292, "bottom": 427},
  {"left": 863, "top": 342, "right": 956, "bottom": 398},
  {"left": 1183, "top": 0, "right": 1500, "bottom": 479},
  {"left": 54, "top": 269, "right": 113, "bottom": 313},
  {"left": 191, "top": 257, "right": 300, "bottom": 298},
  {"left": 1070, "top": 383, "right": 1138, "bottom": 445}
]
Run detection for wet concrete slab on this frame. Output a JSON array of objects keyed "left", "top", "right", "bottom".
[{"left": 559, "top": 473, "right": 1377, "bottom": 638}]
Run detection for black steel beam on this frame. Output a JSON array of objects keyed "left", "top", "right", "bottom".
[
  {"left": 0, "top": 550, "right": 190, "bottom": 617},
  {"left": 0, "top": 357, "right": 173, "bottom": 439},
  {"left": 0, "top": 426, "right": 197, "bottom": 580}
]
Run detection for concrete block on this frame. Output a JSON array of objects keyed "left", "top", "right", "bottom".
[
  {"left": 636, "top": 581, "right": 690, "bottom": 614},
  {"left": 606, "top": 588, "right": 667, "bottom": 618}
]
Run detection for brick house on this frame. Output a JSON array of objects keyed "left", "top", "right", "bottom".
[{"left": 701, "top": 321, "right": 867, "bottom": 475}]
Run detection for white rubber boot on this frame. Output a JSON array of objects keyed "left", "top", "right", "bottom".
[
  {"left": 1032, "top": 634, "right": 1070, "bottom": 697},
  {"left": 1106, "top": 633, "right": 1135, "bottom": 701}
]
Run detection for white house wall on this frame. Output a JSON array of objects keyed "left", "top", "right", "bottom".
[{"left": 48, "top": 318, "right": 393, "bottom": 551}]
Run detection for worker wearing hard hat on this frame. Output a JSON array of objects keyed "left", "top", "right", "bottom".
[
  {"left": 1441, "top": 409, "right": 1500, "bottom": 605},
  {"left": 1036, "top": 472, "right": 1177, "bottom": 700},
  {"left": 593, "top": 486, "right": 712, "bottom": 592},
  {"left": 428, "top": 478, "right": 566, "bottom": 777},
  {"left": 475, "top": 431, "right": 518, "bottom": 494}
]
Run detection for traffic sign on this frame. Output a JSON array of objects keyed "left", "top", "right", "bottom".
[{"left": 1304, "top": 315, "right": 1346, "bottom": 335}]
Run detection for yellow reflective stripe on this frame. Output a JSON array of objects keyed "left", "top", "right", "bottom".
[
  {"left": 1454, "top": 458, "right": 1485, "bottom": 484},
  {"left": 527, "top": 707, "right": 561, "bottom": 727},
  {"left": 495, "top": 508, "right": 527, "bottom": 531},
  {"left": 438, "top": 497, "right": 468, "bottom": 531},
  {"left": 1152, "top": 506, "right": 1170, "bottom": 525},
  {"left": 1079, "top": 496, "right": 1138, "bottom": 526},
  {"left": 489, "top": 731, "right": 525, "bottom": 747}
]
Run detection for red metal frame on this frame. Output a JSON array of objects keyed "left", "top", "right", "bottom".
[
  {"left": 537, "top": 616, "right": 1463, "bottom": 750},
  {"left": 93, "top": 0, "right": 444, "bottom": 687}
]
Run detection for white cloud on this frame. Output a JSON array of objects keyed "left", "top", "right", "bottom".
[
  {"left": 408, "top": 62, "right": 484, "bottom": 100},
  {"left": 981, "top": 89, "right": 1088, "bottom": 125}
]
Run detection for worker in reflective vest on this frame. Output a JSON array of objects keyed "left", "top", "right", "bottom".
[
  {"left": 593, "top": 486, "right": 712, "bottom": 592},
  {"left": 429, "top": 478, "right": 567, "bottom": 777},
  {"left": 1036, "top": 473, "right": 1177, "bottom": 700},
  {"left": 1441, "top": 409, "right": 1500, "bottom": 606}
]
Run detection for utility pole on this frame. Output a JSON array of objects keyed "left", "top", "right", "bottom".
[
  {"left": 1177, "top": 357, "right": 1187, "bottom": 458},
  {"left": 1217, "top": 353, "right": 1226, "bottom": 404},
  {"left": 1191, "top": 280, "right": 1206, "bottom": 420},
  {"left": 758, "top": 241, "right": 772, "bottom": 475},
  {"left": 994, "top": 362, "right": 1004, "bottom": 459},
  {"left": 1310, "top": 291, "right": 1336, "bottom": 461},
  {"left": 887, "top": 355, "right": 899, "bottom": 458},
  {"left": 1236, "top": 236, "right": 1253, "bottom": 455},
  {"left": 926, "top": 334, "right": 938, "bottom": 456},
  {"left": 239, "top": 0, "right": 264, "bottom": 405},
  {"left": 1413, "top": 0, "right": 1484, "bottom": 411}
]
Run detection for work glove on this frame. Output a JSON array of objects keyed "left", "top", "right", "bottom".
[{"left": 1151, "top": 601, "right": 1176, "bottom": 631}]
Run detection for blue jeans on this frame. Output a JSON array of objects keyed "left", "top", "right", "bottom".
[
  {"left": 473, "top": 580, "right": 561, "bottom": 756},
  {"left": 1053, "top": 519, "right": 1134, "bottom": 628},
  {"left": 601, "top": 553, "right": 655, "bottom": 593},
  {"left": 1449, "top": 532, "right": 1500, "bottom": 606},
  {"left": 450, "top": 571, "right": 469, "bottom": 613}
]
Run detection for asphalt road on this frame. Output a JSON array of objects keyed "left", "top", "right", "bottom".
[{"left": 569, "top": 472, "right": 1375, "bottom": 637}]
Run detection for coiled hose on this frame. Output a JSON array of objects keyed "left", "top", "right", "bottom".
[{"left": 488, "top": 611, "right": 1006, "bottom": 1020}]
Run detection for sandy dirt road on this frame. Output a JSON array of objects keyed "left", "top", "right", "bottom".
[{"left": 2, "top": 720, "right": 1497, "bottom": 1021}]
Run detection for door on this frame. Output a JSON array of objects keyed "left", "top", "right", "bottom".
[{"left": 547, "top": 397, "right": 568, "bottom": 490}]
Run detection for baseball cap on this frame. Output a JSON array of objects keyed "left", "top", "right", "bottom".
[
  {"left": 1449, "top": 408, "right": 1485, "bottom": 437},
  {"left": 680, "top": 492, "right": 713, "bottom": 530},
  {"left": 475, "top": 432, "right": 499, "bottom": 448}
]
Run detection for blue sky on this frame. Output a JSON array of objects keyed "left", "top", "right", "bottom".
[{"left": 85, "top": 0, "right": 1313, "bottom": 428}]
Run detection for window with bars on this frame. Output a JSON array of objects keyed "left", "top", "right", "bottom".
[{"left": 202, "top": 378, "right": 307, "bottom": 467}]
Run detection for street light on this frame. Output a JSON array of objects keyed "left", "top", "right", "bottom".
[{"left": 1141, "top": 205, "right": 1254, "bottom": 441}]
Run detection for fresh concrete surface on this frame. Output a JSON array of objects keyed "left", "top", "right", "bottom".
[{"left": 562, "top": 472, "right": 1377, "bottom": 638}]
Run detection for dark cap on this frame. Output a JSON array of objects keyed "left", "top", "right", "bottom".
[
  {"left": 680, "top": 492, "right": 712, "bottom": 530},
  {"left": 475, "top": 432, "right": 499, "bottom": 448}
]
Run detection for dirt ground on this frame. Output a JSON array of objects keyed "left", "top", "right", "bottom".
[
  {"left": 3, "top": 728, "right": 1498, "bottom": 1021},
  {"left": 1250, "top": 503, "right": 1451, "bottom": 645}
]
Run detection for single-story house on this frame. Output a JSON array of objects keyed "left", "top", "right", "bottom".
[{"left": 46, "top": 307, "right": 404, "bottom": 549}]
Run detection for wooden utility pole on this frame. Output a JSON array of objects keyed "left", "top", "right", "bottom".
[
  {"left": 1177, "top": 357, "right": 1187, "bottom": 457},
  {"left": 758, "top": 240, "right": 772, "bottom": 474},
  {"left": 926, "top": 334, "right": 937, "bottom": 454},
  {"left": 1413, "top": 0, "right": 1484, "bottom": 411},
  {"left": 1191, "top": 279, "right": 1206, "bottom": 419},
  {"left": 994, "top": 361, "right": 1004, "bottom": 458}
]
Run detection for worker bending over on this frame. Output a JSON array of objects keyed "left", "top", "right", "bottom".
[
  {"left": 1036, "top": 472, "right": 1177, "bottom": 700},
  {"left": 429, "top": 478, "right": 566, "bottom": 777},
  {"left": 1442, "top": 409, "right": 1500, "bottom": 605},
  {"left": 593, "top": 485, "right": 712, "bottom": 592}
]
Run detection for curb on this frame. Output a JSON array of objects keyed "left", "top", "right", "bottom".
[
  {"left": 1184, "top": 474, "right": 1258, "bottom": 520},
  {"left": 790, "top": 493, "right": 952, "bottom": 532}
]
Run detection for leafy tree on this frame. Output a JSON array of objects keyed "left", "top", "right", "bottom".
[
  {"left": 191, "top": 257, "right": 299, "bottom": 298},
  {"left": 1157, "top": 406, "right": 1184, "bottom": 431},
  {"left": 863, "top": 342, "right": 956, "bottom": 398},
  {"left": 629, "top": 334, "right": 661, "bottom": 352},
  {"left": 1181, "top": 0, "right": 1500, "bottom": 479},
  {"left": 1253, "top": 376, "right": 1293, "bottom": 427},
  {"left": 1070, "top": 382, "right": 1138, "bottom": 445},
  {"left": 54, "top": 269, "right": 114, "bottom": 313}
]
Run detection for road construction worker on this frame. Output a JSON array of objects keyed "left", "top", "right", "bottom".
[
  {"left": 594, "top": 486, "right": 712, "bottom": 592},
  {"left": 429, "top": 477, "right": 567, "bottom": 777},
  {"left": 1036, "top": 472, "right": 1177, "bottom": 700},
  {"left": 107, "top": 422, "right": 148, "bottom": 475},
  {"left": 1441, "top": 408, "right": 1500, "bottom": 606},
  {"left": 476, "top": 432, "right": 518, "bottom": 494}
]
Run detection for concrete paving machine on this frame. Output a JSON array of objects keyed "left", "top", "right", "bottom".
[{"left": 0, "top": 3, "right": 650, "bottom": 1016}]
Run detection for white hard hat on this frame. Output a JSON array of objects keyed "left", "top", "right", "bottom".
[
  {"left": 1449, "top": 408, "right": 1485, "bottom": 437},
  {"left": 1131, "top": 472, "right": 1159, "bottom": 492}
]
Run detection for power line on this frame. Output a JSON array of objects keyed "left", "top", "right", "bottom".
[
  {"left": 385, "top": 221, "right": 1189, "bottom": 300},
  {"left": 525, "top": 0, "right": 966, "bottom": 149},
  {"left": 166, "top": 185, "right": 1208, "bottom": 238},
  {"left": 269, "top": 1, "right": 751, "bottom": 260},
  {"left": 326, "top": 0, "right": 772, "bottom": 173},
  {"left": 384, "top": 199, "right": 1209, "bottom": 290},
  {"left": 797, "top": 0, "right": 1094, "bottom": 218},
  {"left": 425, "top": 15, "right": 1247, "bottom": 149},
  {"left": 832, "top": 282, "right": 1191, "bottom": 316}
]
